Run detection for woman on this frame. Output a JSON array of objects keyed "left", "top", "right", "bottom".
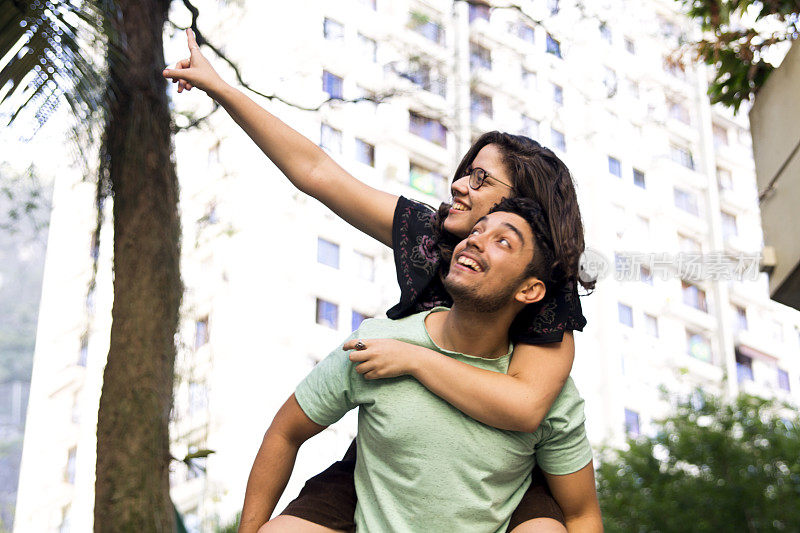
[{"left": 164, "top": 29, "right": 592, "bottom": 532}]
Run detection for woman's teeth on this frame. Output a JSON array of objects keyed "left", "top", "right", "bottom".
[{"left": 452, "top": 202, "right": 469, "bottom": 211}]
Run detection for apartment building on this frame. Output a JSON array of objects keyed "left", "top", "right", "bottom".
[{"left": 15, "top": 0, "right": 800, "bottom": 530}]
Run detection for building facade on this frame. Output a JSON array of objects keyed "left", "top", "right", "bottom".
[{"left": 15, "top": 0, "right": 800, "bottom": 530}]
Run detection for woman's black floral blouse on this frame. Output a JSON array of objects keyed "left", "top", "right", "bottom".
[{"left": 386, "top": 196, "right": 586, "bottom": 344}]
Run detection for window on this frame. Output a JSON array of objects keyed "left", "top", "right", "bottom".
[
  {"left": 354, "top": 251, "right": 375, "bottom": 281},
  {"left": 470, "top": 41, "right": 492, "bottom": 70},
  {"left": 673, "top": 187, "right": 699, "bottom": 215},
  {"left": 687, "top": 330, "right": 712, "bottom": 362},
  {"left": 409, "top": 162, "right": 447, "bottom": 197},
  {"left": 522, "top": 68, "right": 537, "bottom": 90},
  {"left": 734, "top": 305, "right": 748, "bottom": 331},
  {"left": 624, "top": 409, "right": 640, "bottom": 437},
  {"left": 627, "top": 79, "right": 640, "bottom": 98},
  {"left": 778, "top": 368, "right": 791, "bottom": 391},
  {"left": 678, "top": 233, "right": 701, "bottom": 253},
  {"left": 633, "top": 168, "right": 646, "bottom": 189},
  {"left": 603, "top": 67, "right": 617, "bottom": 94},
  {"left": 618, "top": 302, "right": 633, "bottom": 327},
  {"left": 624, "top": 37, "right": 635, "bottom": 54},
  {"left": 670, "top": 144, "right": 695, "bottom": 170},
  {"left": 717, "top": 167, "right": 733, "bottom": 191},
  {"left": 517, "top": 23, "right": 535, "bottom": 44},
  {"left": 552, "top": 83, "right": 563, "bottom": 106},
  {"left": 770, "top": 320, "right": 784, "bottom": 343},
  {"left": 188, "top": 381, "right": 207, "bottom": 415},
  {"left": 640, "top": 265, "right": 654, "bottom": 285},
  {"left": 316, "top": 299, "right": 338, "bottom": 329},
  {"left": 409, "top": 112, "right": 447, "bottom": 147},
  {"left": 608, "top": 156, "right": 622, "bottom": 177},
  {"left": 317, "top": 237, "right": 340, "bottom": 268},
  {"left": 721, "top": 211, "right": 738, "bottom": 240},
  {"left": 195, "top": 317, "right": 209, "bottom": 349},
  {"left": 644, "top": 313, "right": 659, "bottom": 337},
  {"left": 408, "top": 62, "right": 447, "bottom": 97},
  {"left": 352, "top": 310, "right": 372, "bottom": 330},
  {"left": 470, "top": 91, "right": 493, "bottom": 121},
  {"left": 78, "top": 334, "right": 88, "bottom": 367},
  {"left": 735, "top": 349, "right": 754, "bottom": 382},
  {"left": 358, "top": 33, "right": 377, "bottom": 63},
  {"left": 409, "top": 13, "right": 444, "bottom": 44},
  {"left": 668, "top": 100, "right": 690, "bottom": 124},
  {"left": 546, "top": 34, "right": 562, "bottom": 58},
  {"left": 599, "top": 21, "right": 612, "bottom": 43},
  {"left": 520, "top": 115, "right": 539, "bottom": 138},
  {"left": 682, "top": 280, "right": 708, "bottom": 312},
  {"left": 322, "top": 70, "right": 343, "bottom": 99},
  {"left": 551, "top": 128, "right": 566, "bottom": 151},
  {"left": 323, "top": 18, "right": 344, "bottom": 42},
  {"left": 355, "top": 138, "right": 375, "bottom": 166},
  {"left": 320, "top": 123, "right": 343, "bottom": 153},
  {"left": 469, "top": 3, "right": 490, "bottom": 22},
  {"left": 713, "top": 124, "right": 728, "bottom": 147},
  {"left": 65, "top": 447, "right": 77, "bottom": 484}
]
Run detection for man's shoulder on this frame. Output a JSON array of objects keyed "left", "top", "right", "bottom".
[{"left": 355, "top": 310, "right": 436, "bottom": 345}]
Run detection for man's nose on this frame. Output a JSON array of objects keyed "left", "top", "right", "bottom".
[{"left": 465, "top": 233, "right": 485, "bottom": 252}]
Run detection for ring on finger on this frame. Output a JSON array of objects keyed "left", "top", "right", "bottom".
[{"left": 355, "top": 340, "right": 367, "bottom": 351}]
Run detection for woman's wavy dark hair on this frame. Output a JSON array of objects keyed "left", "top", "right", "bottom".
[{"left": 434, "top": 131, "right": 593, "bottom": 291}]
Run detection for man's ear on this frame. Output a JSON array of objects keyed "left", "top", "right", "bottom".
[{"left": 516, "top": 277, "right": 546, "bottom": 305}]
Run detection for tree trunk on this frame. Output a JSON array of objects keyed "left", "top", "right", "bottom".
[{"left": 94, "top": 0, "right": 181, "bottom": 530}]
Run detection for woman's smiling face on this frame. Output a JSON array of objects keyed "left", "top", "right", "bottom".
[{"left": 443, "top": 144, "right": 515, "bottom": 239}]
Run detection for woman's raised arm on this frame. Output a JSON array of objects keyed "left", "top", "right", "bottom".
[{"left": 163, "top": 29, "right": 398, "bottom": 247}]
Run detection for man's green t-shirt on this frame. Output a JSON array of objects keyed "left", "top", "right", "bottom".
[{"left": 295, "top": 308, "right": 592, "bottom": 533}]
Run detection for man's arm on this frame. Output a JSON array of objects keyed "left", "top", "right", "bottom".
[
  {"left": 543, "top": 462, "right": 603, "bottom": 533},
  {"left": 238, "top": 394, "right": 327, "bottom": 533}
]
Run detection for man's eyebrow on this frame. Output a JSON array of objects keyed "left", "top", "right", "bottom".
[
  {"left": 502, "top": 221, "right": 526, "bottom": 245},
  {"left": 474, "top": 216, "right": 488, "bottom": 226}
]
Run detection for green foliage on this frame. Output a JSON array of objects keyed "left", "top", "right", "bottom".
[
  {"left": 596, "top": 391, "right": 800, "bottom": 532},
  {"left": 676, "top": 0, "right": 799, "bottom": 112}
]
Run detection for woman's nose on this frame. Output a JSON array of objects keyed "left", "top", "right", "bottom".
[{"left": 452, "top": 175, "right": 470, "bottom": 197}]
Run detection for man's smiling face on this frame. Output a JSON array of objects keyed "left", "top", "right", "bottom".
[{"left": 444, "top": 211, "right": 540, "bottom": 312}]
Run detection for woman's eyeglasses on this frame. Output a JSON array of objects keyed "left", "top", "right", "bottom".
[{"left": 465, "top": 167, "right": 514, "bottom": 190}]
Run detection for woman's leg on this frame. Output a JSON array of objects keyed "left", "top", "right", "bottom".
[
  {"left": 509, "top": 518, "right": 567, "bottom": 533},
  {"left": 258, "top": 515, "right": 345, "bottom": 533},
  {"left": 277, "top": 440, "right": 358, "bottom": 533},
  {"left": 507, "top": 465, "right": 566, "bottom": 533}
]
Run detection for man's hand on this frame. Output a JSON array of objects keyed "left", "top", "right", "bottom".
[
  {"left": 344, "top": 338, "right": 427, "bottom": 379},
  {"left": 162, "top": 28, "right": 226, "bottom": 96}
]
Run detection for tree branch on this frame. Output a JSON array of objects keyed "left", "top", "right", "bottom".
[{"left": 171, "top": 0, "right": 402, "bottom": 112}]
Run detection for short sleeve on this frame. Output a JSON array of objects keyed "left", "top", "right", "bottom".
[
  {"left": 294, "top": 334, "right": 359, "bottom": 427},
  {"left": 534, "top": 379, "right": 593, "bottom": 476},
  {"left": 386, "top": 196, "right": 452, "bottom": 319},
  {"left": 510, "top": 280, "right": 587, "bottom": 345}
]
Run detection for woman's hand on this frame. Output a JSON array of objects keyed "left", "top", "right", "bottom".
[
  {"left": 344, "top": 339, "right": 427, "bottom": 380},
  {"left": 162, "top": 28, "right": 226, "bottom": 96}
]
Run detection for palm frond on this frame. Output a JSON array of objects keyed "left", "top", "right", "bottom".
[{"left": 0, "top": 0, "right": 118, "bottom": 141}]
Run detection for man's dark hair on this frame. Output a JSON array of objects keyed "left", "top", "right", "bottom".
[{"left": 488, "top": 197, "right": 556, "bottom": 286}]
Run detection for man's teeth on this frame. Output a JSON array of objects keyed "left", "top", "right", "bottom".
[
  {"left": 457, "top": 256, "right": 483, "bottom": 272},
  {"left": 452, "top": 202, "right": 469, "bottom": 211}
]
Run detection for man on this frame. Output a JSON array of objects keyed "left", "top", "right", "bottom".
[{"left": 240, "top": 198, "right": 602, "bottom": 532}]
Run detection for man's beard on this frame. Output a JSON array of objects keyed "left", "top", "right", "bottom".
[{"left": 443, "top": 273, "right": 520, "bottom": 313}]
